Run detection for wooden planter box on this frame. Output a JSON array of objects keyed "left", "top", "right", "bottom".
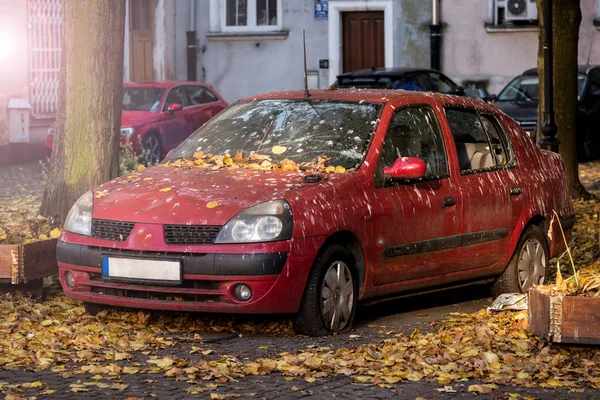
[
  {"left": 528, "top": 287, "right": 600, "bottom": 345},
  {"left": 0, "top": 239, "right": 58, "bottom": 296}
]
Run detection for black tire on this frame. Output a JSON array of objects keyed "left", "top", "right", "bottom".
[
  {"left": 293, "top": 245, "right": 358, "bottom": 336},
  {"left": 491, "top": 225, "right": 549, "bottom": 298},
  {"left": 83, "top": 302, "right": 107, "bottom": 316},
  {"left": 142, "top": 132, "right": 163, "bottom": 166}
]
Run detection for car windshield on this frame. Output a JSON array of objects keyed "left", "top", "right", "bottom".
[
  {"left": 122, "top": 87, "right": 165, "bottom": 111},
  {"left": 166, "top": 99, "right": 382, "bottom": 171},
  {"left": 336, "top": 76, "right": 423, "bottom": 91},
  {"left": 498, "top": 74, "right": 586, "bottom": 101}
]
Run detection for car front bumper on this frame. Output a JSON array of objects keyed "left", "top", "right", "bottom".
[{"left": 57, "top": 235, "right": 326, "bottom": 314}]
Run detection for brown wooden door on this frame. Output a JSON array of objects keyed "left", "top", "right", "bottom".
[
  {"left": 130, "top": 0, "right": 153, "bottom": 82},
  {"left": 342, "top": 11, "right": 384, "bottom": 73}
]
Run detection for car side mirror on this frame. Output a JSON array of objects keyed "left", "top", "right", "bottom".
[
  {"left": 486, "top": 94, "right": 498, "bottom": 102},
  {"left": 383, "top": 157, "right": 426, "bottom": 180},
  {"left": 167, "top": 103, "right": 183, "bottom": 113},
  {"left": 454, "top": 86, "right": 465, "bottom": 96}
]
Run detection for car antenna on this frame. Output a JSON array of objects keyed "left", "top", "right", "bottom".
[{"left": 303, "top": 29, "right": 311, "bottom": 98}]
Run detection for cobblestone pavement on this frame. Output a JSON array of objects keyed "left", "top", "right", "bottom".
[
  {"left": 0, "top": 163, "right": 599, "bottom": 399},
  {"left": 0, "top": 162, "right": 45, "bottom": 199}
]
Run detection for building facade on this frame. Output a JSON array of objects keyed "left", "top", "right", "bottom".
[{"left": 440, "top": 0, "right": 600, "bottom": 95}]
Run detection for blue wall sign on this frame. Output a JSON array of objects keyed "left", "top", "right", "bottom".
[{"left": 315, "top": 1, "right": 328, "bottom": 20}]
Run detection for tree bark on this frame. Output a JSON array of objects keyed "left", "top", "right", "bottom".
[
  {"left": 40, "top": 0, "right": 126, "bottom": 221},
  {"left": 536, "top": 0, "right": 589, "bottom": 199}
]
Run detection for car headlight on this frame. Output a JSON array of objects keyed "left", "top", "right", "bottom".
[
  {"left": 120, "top": 127, "right": 135, "bottom": 137},
  {"left": 215, "top": 200, "right": 293, "bottom": 244},
  {"left": 64, "top": 191, "right": 93, "bottom": 236}
]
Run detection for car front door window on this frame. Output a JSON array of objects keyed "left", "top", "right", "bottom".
[{"left": 163, "top": 86, "right": 190, "bottom": 111}]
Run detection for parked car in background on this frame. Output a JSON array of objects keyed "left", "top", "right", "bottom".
[
  {"left": 489, "top": 66, "right": 600, "bottom": 161},
  {"left": 333, "top": 67, "right": 486, "bottom": 99},
  {"left": 45, "top": 81, "right": 228, "bottom": 164},
  {"left": 57, "top": 89, "right": 574, "bottom": 336}
]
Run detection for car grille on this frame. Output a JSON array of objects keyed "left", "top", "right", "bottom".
[
  {"left": 92, "top": 219, "right": 135, "bottom": 242},
  {"left": 164, "top": 225, "right": 221, "bottom": 245}
]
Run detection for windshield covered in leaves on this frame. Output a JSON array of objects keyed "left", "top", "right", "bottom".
[{"left": 167, "top": 99, "right": 382, "bottom": 170}]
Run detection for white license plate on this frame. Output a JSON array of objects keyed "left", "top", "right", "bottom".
[{"left": 102, "top": 257, "right": 181, "bottom": 282}]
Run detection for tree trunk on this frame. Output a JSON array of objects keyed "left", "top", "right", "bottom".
[
  {"left": 40, "top": 0, "right": 126, "bottom": 221},
  {"left": 536, "top": 0, "right": 589, "bottom": 199}
]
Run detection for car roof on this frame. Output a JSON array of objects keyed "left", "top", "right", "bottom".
[
  {"left": 123, "top": 80, "right": 210, "bottom": 88},
  {"left": 337, "top": 67, "right": 442, "bottom": 79},
  {"left": 239, "top": 89, "right": 496, "bottom": 111},
  {"left": 522, "top": 65, "right": 600, "bottom": 76}
]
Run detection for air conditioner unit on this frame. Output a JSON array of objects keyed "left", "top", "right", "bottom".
[{"left": 504, "top": 0, "right": 538, "bottom": 21}]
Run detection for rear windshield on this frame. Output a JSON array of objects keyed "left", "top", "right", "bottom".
[{"left": 167, "top": 99, "right": 382, "bottom": 170}]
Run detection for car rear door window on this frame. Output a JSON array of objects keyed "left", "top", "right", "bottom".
[
  {"left": 445, "top": 108, "right": 496, "bottom": 173},
  {"left": 480, "top": 114, "right": 514, "bottom": 167},
  {"left": 429, "top": 73, "right": 457, "bottom": 94},
  {"left": 376, "top": 106, "right": 448, "bottom": 187},
  {"left": 185, "top": 85, "right": 218, "bottom": 105}
]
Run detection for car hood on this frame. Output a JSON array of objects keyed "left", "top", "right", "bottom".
[
  {"left": 493, "top": 100, "right": 538, "bottom": 122},
  {"left": 92, "top": 166, "right": 350, "bottom": 225},
  {"left": 120, "top": 110, "right": 158, "bottom": 127}
]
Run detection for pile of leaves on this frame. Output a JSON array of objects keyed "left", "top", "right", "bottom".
[
  {"left": 164, "top": 150, "right": 348, "bottom": 174},
  {"left": 0, "top": 196, "right": 61, "bottom": 245}
]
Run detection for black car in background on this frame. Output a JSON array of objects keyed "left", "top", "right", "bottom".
[
  {"left": 334, "top": 67, "right": 470, "bottom": 97},
  {"left": 490, "top": 66, "right": 600, "bottom": 161}
]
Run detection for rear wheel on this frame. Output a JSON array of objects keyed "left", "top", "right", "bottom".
[
  {"left": 142, "top": 133, "right": 162, "bottom": 165},
  {"left": 491, "top": 225, "right": 549, "bottom": 298},
  {"left": 293, "top": 245, "right": 358, "bottom": 336}
]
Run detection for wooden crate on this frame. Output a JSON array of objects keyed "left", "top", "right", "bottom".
[
  {"left": 0, "top": 239, "right": 58, "bottom": 285},
  {"left": 528, "top": 287, "right": 600, "bottom": 345}
]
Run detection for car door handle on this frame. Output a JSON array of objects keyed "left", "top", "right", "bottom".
[
  {"left": 442, "top": 196, "right": 456, "bottom": 207},
  {"left": 510, "top": 186, "right": 523, "bottom": 196}
]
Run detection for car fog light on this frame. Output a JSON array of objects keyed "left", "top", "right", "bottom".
[
  {"left": 66, "top": 271, "right": 75, "bottom": 288},
  {"left": 234, "top": 284, "right": 252, "bottom": 301}
]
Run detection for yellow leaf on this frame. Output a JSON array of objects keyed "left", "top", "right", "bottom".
[
  {"left": 272, "top": 146, "right": 287, "bottom": 155},
  {"left": 41, "top": 319, "right": 53, "bottom": 326},
  {"left": 159, "top": 187, "right": 172, "bottom": 192},
  {"left": 39, "top": 234, "right": 48, "bottom": 240},
  {"left": 40, "top": 390, "right": 56, "bottom": 395},
  {"left": 193, "top": 151, "right": 204, "bottom": 159},
  {"left": 122, "top": 367, "right": 139, "bottom": 374},
  {"left": 211, "top": 394, "right": 225, "bottom": 400},
  {"left": 334, "top": 165, "right": 346, "bottom": 173},
  {"left": 202, "top": 350, "right": 213, "bottom": 355},
  {"left": 305, "top": 376, "right": 316, "bottom": 383},
  {"left": 546, "top": 378, "right": 563, "bottom": 388},
  {"left": 29, "top": 381, "right": 43, "bottom": 388},
  {"left": 206, "top": 201, "right": 218, "bottom": 209},
  {"left": 137, "top": 164, "right": 146, "bottom": 171},
  {"left": 50, "top": 227, "right": 62, "bottom": 239},
  {"left": 258, "top": 346, "right": 269, "bottom": 350}
]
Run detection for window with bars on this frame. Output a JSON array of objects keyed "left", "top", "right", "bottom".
[
  {"left": 223, "top": 0, "right": 281, "bottom": 31},
  {"left": 28, "top": 0, "right": 62, "bottom": 118}
]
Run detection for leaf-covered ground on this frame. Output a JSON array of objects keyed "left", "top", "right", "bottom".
[{"left": 0, "top": 162, "right": 599, "bottom": 398}]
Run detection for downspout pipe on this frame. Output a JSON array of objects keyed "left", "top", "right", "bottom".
[
  {"left": 430, "top": 0, "right": 441, "bottom": 71},
  {"left": 539, "top": 0, "right": 559, "bottom": 152},
  {"left": 187, "top": 0, "right": 198, "bottom": 81}
]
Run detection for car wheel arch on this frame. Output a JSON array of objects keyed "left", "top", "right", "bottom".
[{"left": 315, "top": 231, "right": 366, "bottom": 298}]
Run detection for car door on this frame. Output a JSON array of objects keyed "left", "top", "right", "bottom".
[
  {"left": 183, "top": 85, "right": 223, "bottom": 130},
  {"left": 442, "top": 107, "right": 520, "bottom": 271},
  {"left": 370, "top": 105, "right": 462, "bottom": 286},
  {"left": 161, "top": 85, "right": 194, "bottom": 150}
]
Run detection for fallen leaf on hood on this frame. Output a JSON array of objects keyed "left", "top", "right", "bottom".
[
  {"left": 159, "top": 187, "right": 172, "bottom": 192},
  {"left": 271, "top": 146, "right": 287, "bottom": 155},
  {"left": 206, "top": 201, "right": 218, "bottom": 209}
]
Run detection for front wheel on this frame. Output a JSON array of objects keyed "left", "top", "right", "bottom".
[
  {"left": 293, "top": 245, "right": 358, "bottom": 336},
  {"left": 491, "top": 225, "right": 549, "bottom": 298}
]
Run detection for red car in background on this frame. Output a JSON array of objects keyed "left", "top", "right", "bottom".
[{"left": 45, "top": 81, "right": 228, "bottom": 164}]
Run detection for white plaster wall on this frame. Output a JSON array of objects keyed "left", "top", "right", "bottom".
[{"left": 442, "top": 0, "right": 600, "bottom": 95}]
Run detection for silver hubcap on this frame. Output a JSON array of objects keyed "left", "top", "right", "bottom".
[
  {"left": 144, "top": 136, "right": 161, "bottom": 165},
  {"left": 321, "top": 261, "right": 354, "bottom": 332},
  {"left": 517, "top": 238, "right": 547, "bottom": 291}
]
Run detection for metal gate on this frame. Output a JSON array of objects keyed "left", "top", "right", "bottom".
[{"left": 28, "top": 0, "right": 62, "bottom": 118}]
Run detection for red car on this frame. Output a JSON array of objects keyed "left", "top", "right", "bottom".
[
  {"left": 56, "top": 89, "right": 574, "bottom": 336},
  {"left": 45, "top": 81, "right": 228, "bottom": 164}
]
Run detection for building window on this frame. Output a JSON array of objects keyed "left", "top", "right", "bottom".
[
  {"left": 487, "top": 0, "right": 538, "bottom": 28},
  {"left": 222, "top": 0, "right": 281, "bottom": 32}
]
